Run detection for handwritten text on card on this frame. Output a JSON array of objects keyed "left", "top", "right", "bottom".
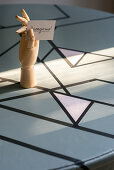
[{"left": 27, "top": 20, "right": 56, "bottom": 40}]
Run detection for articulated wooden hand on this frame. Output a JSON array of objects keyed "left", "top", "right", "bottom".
[{"left": 16, "top": 9, "right": 39, "bottom": 88}]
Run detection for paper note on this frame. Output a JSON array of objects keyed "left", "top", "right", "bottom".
[{"left": 27, "top": 20, "right": 56, "bottom": 40}]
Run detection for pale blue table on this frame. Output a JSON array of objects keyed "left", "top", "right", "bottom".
[{"left": 0, "top": 4, "right": 114, "bottom": 170}]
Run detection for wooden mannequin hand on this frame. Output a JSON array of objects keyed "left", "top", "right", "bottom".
[
  {"left": 16, "top": 9, "right": 39, "bottom": 88},
  {"left": 19, "top": 30, "right": 39, "bottom": 68}
]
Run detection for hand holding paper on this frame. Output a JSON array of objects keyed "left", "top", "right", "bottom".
[
  {"left": 16, "top": 9, "right": 55, "bottom": 88},
  {"left": 16, "top": 9, "right": 39, "bottom": 88}
]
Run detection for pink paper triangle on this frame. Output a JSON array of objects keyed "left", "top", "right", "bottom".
[
  {"left": 54, "top": 92, "right": 91, "bottom": 122},
  {"left": 59, "top": 48, "right": 84, "bottom": 65}
]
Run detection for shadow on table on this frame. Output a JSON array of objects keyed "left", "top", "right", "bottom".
[{"left": 0, "top": 82, "right": 23, "bottom": 94}]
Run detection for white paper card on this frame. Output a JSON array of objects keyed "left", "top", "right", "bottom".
[{"left": 27, "top": 20, "right": 56, "bottom": 40}]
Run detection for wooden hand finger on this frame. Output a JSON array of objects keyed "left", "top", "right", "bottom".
[
  {"left": 16, "top": 26, "right": 27, "bottom": 34},
  {"left": 21, "top": 9, "right": 30, "bottom": 21},
  {"left": 16, "top": 15, "right": 28, "bottom": 26},
  {"left": 27, "top": 29, "right": 35, "bottom": 48},
  {"left": 34, "top": 40, "right": 39, "bottom": 48}
]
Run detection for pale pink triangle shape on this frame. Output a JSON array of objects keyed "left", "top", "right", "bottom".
[
  {"left": 54, "top": 92, "right": 91, "bottom": 122},
  {"left": 59, "top": 48, "right": 84, "bottom": 65}
]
